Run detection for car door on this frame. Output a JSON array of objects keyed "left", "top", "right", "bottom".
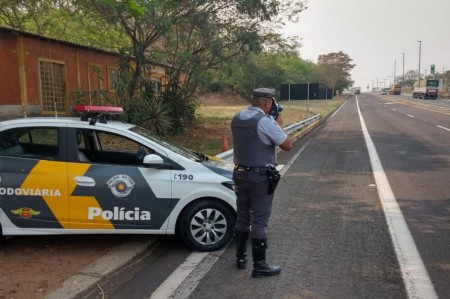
[
  {"left": 0, "top": 125, "right": 70, "bottom": 231},
  {"left": 67, "top": 127, "right": 177, "bottom": 231}
]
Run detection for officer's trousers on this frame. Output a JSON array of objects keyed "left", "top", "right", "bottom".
[{"left": 233, "top": 169, "right": 274, "bottom": 239}]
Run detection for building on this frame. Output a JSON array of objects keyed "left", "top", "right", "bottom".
[{"left": 0, "top": 26, "right": 166, "bottom": 119}]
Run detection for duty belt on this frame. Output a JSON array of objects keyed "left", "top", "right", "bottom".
[{"left": 234, "top": 165, "right": 269, "bottom": 174}]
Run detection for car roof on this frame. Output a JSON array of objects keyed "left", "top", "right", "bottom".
[{"left": 0, "top": 116, "right": 136, "bottom": 130}]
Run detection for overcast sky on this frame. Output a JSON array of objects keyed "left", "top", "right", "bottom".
[{"left": 283, "top": 0, "right": 450, "bottom": 91}]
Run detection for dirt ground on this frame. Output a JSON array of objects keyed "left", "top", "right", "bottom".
[{"left": 0, "top": 235, "right": 130, "bottom": 299}]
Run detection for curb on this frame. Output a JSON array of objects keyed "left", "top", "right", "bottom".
[
  {"left": 46, "top": 237, "right": 158, "bottom": 299},
  {"left": 290, "top": 118, "right": 323, "bottom": 142}
]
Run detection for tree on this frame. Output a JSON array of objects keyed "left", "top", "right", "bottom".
[
  {"left": 0, "top": 0, "right": 126, "bottom": 48},
  {"left": 0, "top": 0, "right": 309, "bottom": 133},
  {"left": 81, "top": 0, "right": 307, "bottom": 133},
  {"left": 317, "top": 51, "right": 355, "bottom": 92},
  {"left": 203, "top": 32, "right": 313, "bottom": 97},
  {"left": 404, "top": 70, "right": 418, "bottom": 88}
]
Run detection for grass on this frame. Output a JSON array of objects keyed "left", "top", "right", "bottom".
[{"left": 165, "top": 96, "right": 345, "bottom": 156}]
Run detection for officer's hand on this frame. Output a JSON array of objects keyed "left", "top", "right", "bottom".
[{"left": 275, "top": 113, "right": 283, "bottom": 127}]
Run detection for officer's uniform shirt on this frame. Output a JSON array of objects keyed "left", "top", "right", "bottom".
[{"left": 232, "top": 106, "right": 287, "bottom": 167}]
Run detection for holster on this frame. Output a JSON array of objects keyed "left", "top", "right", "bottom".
[{"left": 267, "top": 166, "right": 281, "bottom": 194}]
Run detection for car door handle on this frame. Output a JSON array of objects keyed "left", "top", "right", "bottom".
[{"left": 74, "top": 176, "right": 96, "bottom": 187}]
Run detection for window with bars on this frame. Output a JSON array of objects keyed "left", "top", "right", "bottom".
[
  {"left": 108, "top": 68, "right": 119, "bottom": 92},
  {"left": 151, "top": 76, "right": 161, "bottom": 95},
  {"left": 39, "top": 60, "right": 66, "bottom": 112},
  {"left": 89, "top": 64, "right": 102, "bottom": 91}
]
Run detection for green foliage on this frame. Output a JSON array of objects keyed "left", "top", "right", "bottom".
[
  {"left": 113, "top": 52, "right": 174, "bottom": 135},
  {"left": 205, "top": 51, "right": 317, "bottom": 98},
  {"left": 70, "top": 88, "right": 113, "bottom": 107},
  {"left": 404, "top": 70, "right": 418, "bottom": 88},
  {"left": 0, "top": 0, "right": 359, "bottom": 132},
  {"left": 317, "top": 51, "right": 355, "bottom": 92},
  {"left": 160, "top": 77, "right": 198, "bottom": 135},
  {"left": 124, "top": 94, "right": 173, "bottom": 135},
  {"left": 0, "top": 0, "right": 126, "bottom": 49}
]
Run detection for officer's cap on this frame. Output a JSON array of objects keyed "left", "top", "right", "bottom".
[{"left": 253, "top": 88, "right": 275, "bottom": 98}]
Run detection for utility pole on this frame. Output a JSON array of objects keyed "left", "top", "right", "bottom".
[
  {"left": 394, "top": 60, "right": 397, "bottom": 83},
  {"left": 401, "top": 52, "right": 405, "bottom": 84},
  {"left": 418, "top": 41, "right": 422, "bottom": 90}
]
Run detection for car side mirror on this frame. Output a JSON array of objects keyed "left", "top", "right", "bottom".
[
  {"left": 143, "top": 153, "right": 163, "bottom": 165},
  {"left": 143, "top": 154, "right": 169, "bottom": 169}
]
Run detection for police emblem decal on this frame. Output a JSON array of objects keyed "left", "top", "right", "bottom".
[
  {"left": 107, "top": 174, "right": 135, "bottom": 197},
  {"left": 11, "top": 207, "right": 41, "bottom": 219}
]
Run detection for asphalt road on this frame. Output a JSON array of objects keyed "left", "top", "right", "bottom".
[{"left": 78, "top": 94, "right": 450, "bottom": 299}]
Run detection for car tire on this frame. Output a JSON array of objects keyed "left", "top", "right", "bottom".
[
  {"left": 179, "top": 199, "right": 235, "bottom": 252},
  {"left": 0, "top": 223, "right": 5, "bottom": 245}
]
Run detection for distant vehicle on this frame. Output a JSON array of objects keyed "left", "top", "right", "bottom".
[
  {"left": 389, "top": 84, "right": 402, "bottom": 95},
  {"left": 440, "top": 86, "right": 450, "bottom": 99},
  {"left": 351, "top": 87, "right": 361, "bottom": 94},
  {"left": 381, "top": 88, "right": 389, "bottom": 95},
  {"left": 412, "top": 79, "right": 441, "bottom": 99}
]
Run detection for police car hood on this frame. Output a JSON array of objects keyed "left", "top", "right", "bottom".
[{"left": 202, "top": 156, "right": 234, "bottom": 180}]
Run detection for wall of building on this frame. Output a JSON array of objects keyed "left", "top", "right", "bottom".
[
  {"left": 0, "top": 27, "right": 173, "bottom": 120},
  {"left": 0, "top": 31, "right": 21, "bottom": 106},
  {"left": 0, "top": 28, "right": 122, "bottom": 118}
]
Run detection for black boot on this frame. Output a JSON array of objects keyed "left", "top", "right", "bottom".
[
  {"left": 251, "top": 238, "right": 281, "bottom": 278},
  {"left": 235, "top": 230, "right": 249, "bottom": 269}
]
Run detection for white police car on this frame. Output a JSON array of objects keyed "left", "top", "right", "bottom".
[{"left": 0, "top": 106, "right": 236, "bottom": 251}]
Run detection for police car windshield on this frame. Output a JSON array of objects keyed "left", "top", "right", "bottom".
[{"left": 130, "top": 126, "right": 207, "bottom": 162}]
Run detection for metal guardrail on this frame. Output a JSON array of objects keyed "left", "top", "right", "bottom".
[
  {"left": 216, "top": 114, "right": 321, "bottom": 161},
  {"left": 283, "top": 114, "right": 321, "bottom": 135}
]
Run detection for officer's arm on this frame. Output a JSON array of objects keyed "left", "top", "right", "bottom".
[
  {"left": 279, "top": 135, "right": 292, "bottom": 151},
  {"left": 275, "top": 114, "right": 292, "bottom": 151}
]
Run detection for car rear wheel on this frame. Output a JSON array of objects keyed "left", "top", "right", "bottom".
[{"left": 179, "top": 199, "right": 235, "bottom": 252}]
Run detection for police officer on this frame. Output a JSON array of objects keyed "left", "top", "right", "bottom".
[{"left": 231, "top": 88, "right": 292, "bottom": 278}]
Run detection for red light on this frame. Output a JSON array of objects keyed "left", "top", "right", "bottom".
[{"left": 74, "top": 105, "right": 123, "bottom": 114}]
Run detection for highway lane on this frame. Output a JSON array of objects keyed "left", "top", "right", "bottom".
[
  {"left": 190, "top": 96, "right": 408, "bottom": 299},
  {"left": 358, "top": 93, "right": 450, "bottom": 298},
  {"left": 380, "top": 92, "right": 450, "bottom": 113},
  {"left": 79, "top": 94, "right": 449, "bottom": 299}
]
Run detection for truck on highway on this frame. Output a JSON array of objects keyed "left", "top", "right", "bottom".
[
  {"left": 352, "top": 87, "right": 361, "bottom": 94},
  {"left": 388, "top": 84, "right": 402, "bottom": 95},
  {"left": 440, "top": 85, "right": 450, "bottom": 99},
  {"left": 412, "top": 79, "right": 441, "bottom": 99}
]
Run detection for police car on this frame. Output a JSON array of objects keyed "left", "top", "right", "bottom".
[{"left": 0, "top": 106, "right": 236, "bottom": 252}]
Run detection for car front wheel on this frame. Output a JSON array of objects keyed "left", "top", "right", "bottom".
[
  {"left": 179, "top": 199, "right": 235, "bottom": 252},
  {"left": 0, "top": 223, "right": 5, "bottom": 245}
]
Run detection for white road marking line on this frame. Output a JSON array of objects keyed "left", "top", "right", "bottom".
[
  {"left": 356, "top": 96, "right": 438, "bottom": 299},
  {"left": 330, "top": 99, "right": 347, "bottom": 119},
  {"left": 407, "top": 114, "right": 414, "bottom": 118},
  {"left": 279, "top": 142, "right": 309, "bottom": 177},
  {"left": 149, "top": 248, "right": 226, "bottom": 299},
  {"left": 437, "top": 125, "right": 450, "bottom": 131}
]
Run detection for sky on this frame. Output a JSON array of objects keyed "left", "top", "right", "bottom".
[{"left": 282, "top": 0, "right": 450, "bottom": 91}]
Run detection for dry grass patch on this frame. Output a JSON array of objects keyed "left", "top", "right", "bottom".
[{"left": 166, "top": 94, "right": 345, "bottom": 156}]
